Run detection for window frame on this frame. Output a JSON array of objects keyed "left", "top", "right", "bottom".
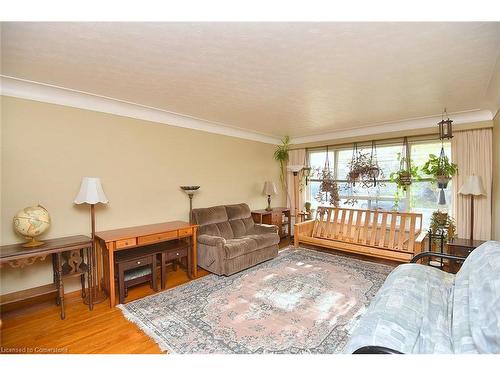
[{"left": 305, "top": 139, "right": 452, "bottom": 222}]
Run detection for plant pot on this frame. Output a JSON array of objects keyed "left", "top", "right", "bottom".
[
  {"left": 367, "top": 166, "right": 380, "bottom": 179},
  {"left": 437, "top": 175, "right": 450, "bottom": 189},
  {"left": 398, "top": 171, "right": 412, "bottom": 185}
]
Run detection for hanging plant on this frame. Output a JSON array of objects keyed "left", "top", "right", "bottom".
[
  {"left": 421, "top": 148, "right": 458, "bottom": 189},
  {"left": 315, "top": 147, "right": 340, "bottom": 207},
  {"left": 389, "top": 137, "right": 418, "bottom": 192},
  {"left": 273, "top": 136, "right": 291, "bottom": 193},
  {"left": 347, "top": 142, "right": 383, "bottom": 188}
]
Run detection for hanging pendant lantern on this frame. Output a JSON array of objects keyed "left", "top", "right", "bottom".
[{"left": 438, "top": 108, "right": 453, "bottom": 140}]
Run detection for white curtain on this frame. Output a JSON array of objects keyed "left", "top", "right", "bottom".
[
  {"left": 286, "top": 149, "right": 306, "bottom": 216},
  {"left": 451, "top": 128, "right": 493, "bottom": 240}
]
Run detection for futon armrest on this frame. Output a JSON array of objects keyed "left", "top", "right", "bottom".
[
  {"left": 250, "top": 224, "right": 278, "bottom": 235},
  {"left": 197, "top": 234, "right": 226, "bottom": 247},
  {"left": 294, "top": 220, "right": 315, "bottom": 236}
]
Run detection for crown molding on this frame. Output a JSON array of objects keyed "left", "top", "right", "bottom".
[
  {"left": 0, "top": 75, "right": 282, "bottom": 145},
  {"left": 1, "top": 75, "right": 494, "bottom": 147},
  {"left": 290, "top": 109, "right": 494, "bottom": 145}
]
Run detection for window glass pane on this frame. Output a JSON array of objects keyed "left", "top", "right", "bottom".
[
  {"left": 309, "top": 150, "right": 334, "bottom": 179},
  {"left": 307, "top": 181, "right": 321, "bottom": 209},
  {"left": 337, "top": 149, "right": 352, "bottom": 180},
  {"left": 375, "top": 144, "right": 403, "bottom": 180}
]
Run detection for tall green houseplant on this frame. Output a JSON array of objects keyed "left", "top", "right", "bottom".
[{"left": 274, "top": 136, "right": 291, "bottom": 193}]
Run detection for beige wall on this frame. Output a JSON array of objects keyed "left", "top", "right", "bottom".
[
  {"left": 493, "top": 112, "right": 500, "bottom": 240},
  {"left": 0, "top": 96, "right": 283, "bottom": 293}
]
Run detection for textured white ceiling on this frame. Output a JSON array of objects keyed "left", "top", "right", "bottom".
[{"left": 1, "top": 22, "right": 500, "bottom": 138}]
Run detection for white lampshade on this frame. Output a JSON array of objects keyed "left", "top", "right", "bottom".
[
  {"left": 287, "top": 164, "right": 303, "bottom": 173},
  {"left": 262, "top": 181, "right": 278, "bottom": 196},
  {"left": 74, "top": 177, "right": 109, "bottom": 204},
  {"left": 458, "top": 175, "right": 485, "bottom": 196}
]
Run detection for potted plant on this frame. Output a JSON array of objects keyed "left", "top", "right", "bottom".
[
  {"left": 273, "top": 135, "right": 291, "bottom": 192},
  {"left": 304, "top": 201, "right": 314, "bottom": 220},
  {"left": 429, "top": 210, "right": 456, "bottom": 240},
  {"left": 304, "top": 201, "right": 312, "bottom": 212},
  {"left": 421, "top": 152, "right": 458, "bottom": 189}
]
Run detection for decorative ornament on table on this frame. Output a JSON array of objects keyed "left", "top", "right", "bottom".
[{"left": 13, "top": 204, "right": 51, "bottom": 247}]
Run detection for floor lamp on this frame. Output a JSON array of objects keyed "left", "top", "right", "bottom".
[
  {"left": 458, "top": 175, "right": 485, "bottom": 242},
  {"left": 287, "top": 165, "right": 304, "bottom": 222},
  {"left": 74, "top": 177, "right": 109, "bottom": 306}
]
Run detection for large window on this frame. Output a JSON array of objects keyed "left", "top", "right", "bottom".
[{"left": 306, "top": 139, "right": 452, "bottom": 228}]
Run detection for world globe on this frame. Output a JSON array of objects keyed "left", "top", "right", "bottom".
[{"left": 13, "top": 205, "right": 51, "bottom": 247}]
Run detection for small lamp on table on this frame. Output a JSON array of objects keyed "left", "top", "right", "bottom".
[{"left": 262, "top": 181, "right": 278, "bottom": 211}]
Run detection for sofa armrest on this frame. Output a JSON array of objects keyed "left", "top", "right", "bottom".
[
  {"left": 250, "top": 224, "right": 278, "bottom": 235},
  {"left": 197, "top": 234, "right": 226, "bottom": 247}
]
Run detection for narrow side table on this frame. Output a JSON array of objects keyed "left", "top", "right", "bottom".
[{"left": 0, "top": 235, "right": 93, "bottom": 319}]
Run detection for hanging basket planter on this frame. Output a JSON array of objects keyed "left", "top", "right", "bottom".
[
  {"left": 315, "top": 146, "right": 340, "bottom": 207},
  {"left": 437, "top": 175, "right": 451, "bottom": 189}
]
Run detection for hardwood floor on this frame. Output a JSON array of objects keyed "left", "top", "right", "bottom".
[
  {"left": 0, "top": 263, "right": 210, "bottom": 354},
  {"left": 0, "top": 237, "right": 395, "bottom": 354}
]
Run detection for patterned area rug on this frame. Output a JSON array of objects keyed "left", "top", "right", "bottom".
[{"left": 119, "top": 247, "right": 393, "bottom": 353}]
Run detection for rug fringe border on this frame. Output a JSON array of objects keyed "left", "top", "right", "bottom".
[{"left": 117, "top": 304, "right": 178, "bottom": 354}]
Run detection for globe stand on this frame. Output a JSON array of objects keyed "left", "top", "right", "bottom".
[{"left": 22, "top": 237, "right": 44, "bottom": 248}]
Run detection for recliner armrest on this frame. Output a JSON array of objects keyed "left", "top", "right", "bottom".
[
  {"left": 250, "top": 224, "right": 278, "bottom": 235},
  {"left": 197, "top": 234, "right": 226, "bottom": 247}
]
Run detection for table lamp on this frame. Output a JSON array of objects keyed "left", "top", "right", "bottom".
[
  {"left": 74, "top": 177, "right": 109, "bottom": 305},
  {"left": 458, "top": 175, "right": 485, "bottom": 241},
  {"left": 262, "top": 181, "right": 278, "bottom": 211}
]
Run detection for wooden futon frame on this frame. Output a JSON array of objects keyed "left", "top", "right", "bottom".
[{"left": 294, "top": 206, "right": 426, "bottom": 262}]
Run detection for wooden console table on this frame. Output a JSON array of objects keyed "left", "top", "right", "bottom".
[
  {"left": 0, "top": 235, "right": 93, "bottom": 319},
  {"left": 251, "top": 207, "right": 291, "bottom": 239},
  {"left": 95, "top": 221, "right": 198, "bottom": 307}
]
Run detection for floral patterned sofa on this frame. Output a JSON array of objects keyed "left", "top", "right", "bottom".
[{"left": 345, "top": 241, "right": 500, "bottom": 354}]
